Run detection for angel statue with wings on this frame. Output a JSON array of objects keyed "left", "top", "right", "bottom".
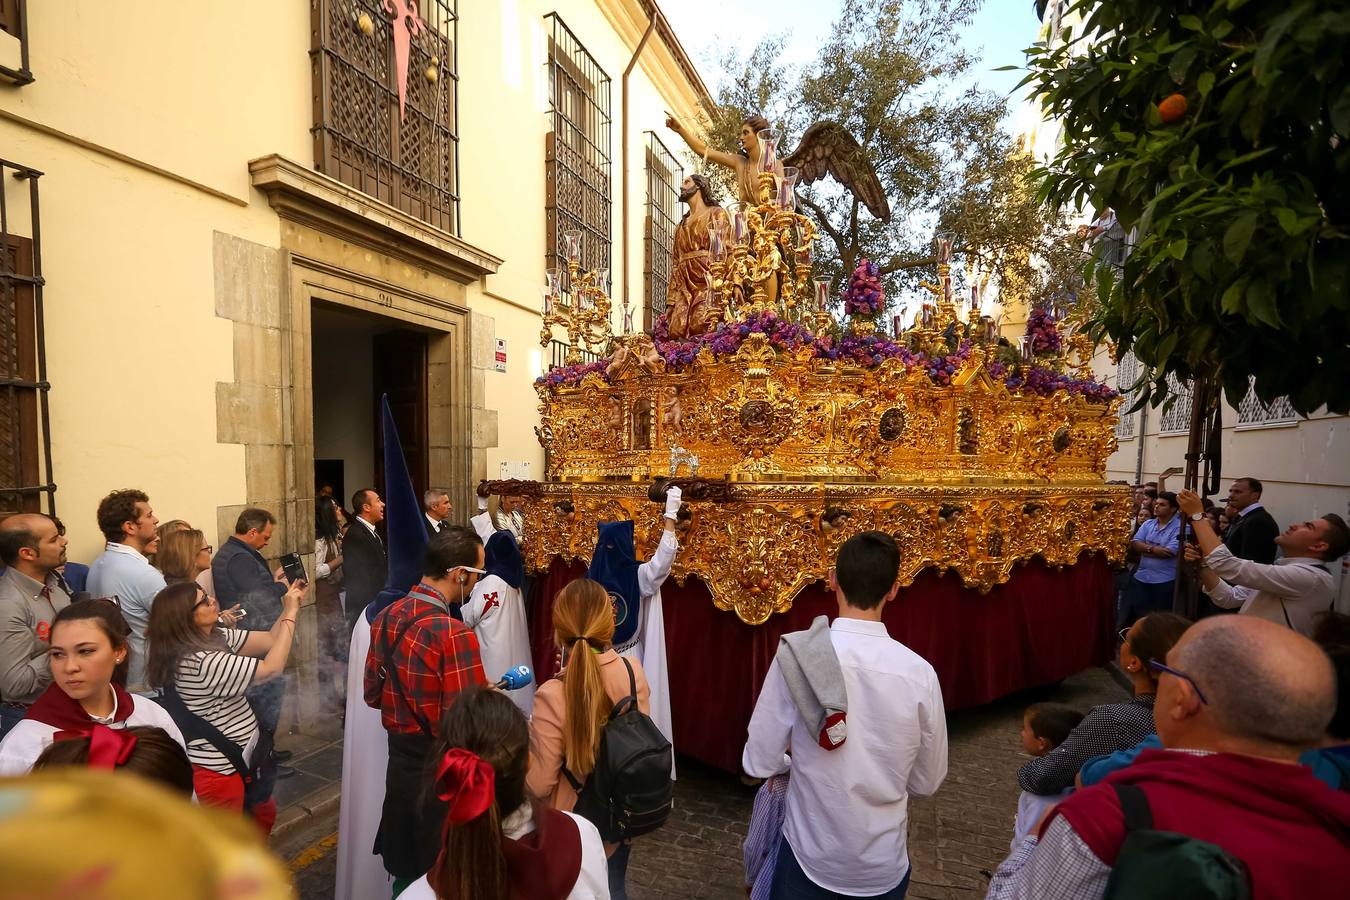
[{"left": 665, "top": 112, "right": 891, "bottom": 223}]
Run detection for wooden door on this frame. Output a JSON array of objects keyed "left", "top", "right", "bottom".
[{"left": 372, "top": 329, "right": 429, "bottom": 503}]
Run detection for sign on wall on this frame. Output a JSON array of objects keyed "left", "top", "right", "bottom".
[{"left": 494, "top": 338, "right": 507, "bottom": 373}]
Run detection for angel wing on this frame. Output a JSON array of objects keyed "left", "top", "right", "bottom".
[{"left": 782, "top": 121, "right": 891, "bottom": 223}]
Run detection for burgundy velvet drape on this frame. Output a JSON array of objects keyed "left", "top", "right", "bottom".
[{"left": 528, "top": 554, "right": 1116, "bottom": 773}]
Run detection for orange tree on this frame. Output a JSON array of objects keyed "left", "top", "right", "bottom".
[{"left": 1025, "top": 0, "right": 1350, "bottom": 419}]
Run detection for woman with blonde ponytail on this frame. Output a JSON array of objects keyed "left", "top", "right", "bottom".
[
  {"left": 401, "top": 687, "right": 608, "bottom": 900},
  {"left": 529, "top": 578, "right": 651, "bottom": 899}
]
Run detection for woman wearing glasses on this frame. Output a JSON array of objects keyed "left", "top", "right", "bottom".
[
  {"left": 154, "top": 528, "right": 211, "bottom": 585},
  {"left": 0, "top": 599, "right": 186, "bottom": 775},
  {"left": 1016, "top": 613, "right": 1192, "bottom": 796},
  {"left": 144, "top": 579, "right": 303, "bottom": 834}
]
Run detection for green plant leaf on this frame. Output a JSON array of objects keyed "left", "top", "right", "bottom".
[
  {"left": 1223, "top": 213, "right": 1259, "bottom": 264},
  {"left": 1332, "top": 84, "right": 1350, "bottom": 137},
  {"left": 1197, "top": 72, "right": 1215, "bottom": 96},
  {"left": 1221, "top": 278, "right": 1248, "bottom": 313},
  {"left": 1178, "top": 15, "right": 1204, "bottom": 32},
  {"left": 1274, "top": 207, "right": 1299, "bottom": 234},
  {"left": 1246, "top": 280, "right": 1281, "bottom": 327},
  {"left": 1170, "top": 47, "right": 1199, "bottom": 84}
]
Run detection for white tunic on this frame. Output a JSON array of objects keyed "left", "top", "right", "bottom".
[
  {"left": 623, "top": 529, "right": 676, "bottom": 757},
  {"left": 462, "top": 574, "right": 535, "bottom": 717},
  {"left": 334, "top": 613, "right": 392, "bottom": 900},
  {"left": 400, "top": 804, "right": 610, "bottom": 900},
  {"left": 0, "top": 691, "right": 187, "bottom": 776}
]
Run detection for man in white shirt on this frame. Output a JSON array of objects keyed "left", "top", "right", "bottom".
[
  {"left": 743, "top": 531, "right": 948, "bottom": 898},
  {"left": 1178, "top": 489, "right": 1348, "bottom": 636},
  {"left": 86, "top": 489, "right": 165, "bottom": 693}
]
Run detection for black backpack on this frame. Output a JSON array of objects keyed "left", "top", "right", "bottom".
[
  {"left": 1104, "top": 783, "right": 1251, "bottom": 900},
  {"left": 562, "top": 657, "right": 673, "bottom": 842}
]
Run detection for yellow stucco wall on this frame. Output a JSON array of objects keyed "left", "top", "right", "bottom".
[
  {"left": 1, "top": 0, "right": 707, "bottom": 560},
  {"left": 458, "top": 0, "right": 706, "bottom": 479}
]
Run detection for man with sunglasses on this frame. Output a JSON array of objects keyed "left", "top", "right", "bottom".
[
  {"left": 363, "top": 525, "right": 488, "bottom": 895},
  {"left": 991, "top": 615, "right": 1350, "bottom": 899}
]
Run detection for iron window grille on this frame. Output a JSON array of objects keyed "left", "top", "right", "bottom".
[
  {"left": 1157, "top": 373, "right": 1193, "bottom": 436},
  {"left": 545, "top": 13, "right": 611, "bottom": 292},
  {"left": 643, "top": 132, "right": 679, "bottom": 330},
  {"left": 0, "top": 158, "right": 54, "bottom": 515},
  {"left": 1236, "top": 377, "right": 1298, "bottom": 429},
  {"left": 1113, "top": 351, "right": 1138, "bottom": 441},
  {"left": 0, "top": 0, "right": 33, "bottom": 85},
  {"left": 311, "top": 0, "right": 460, "bottom": 235},
  {"left": 549, "top": 339, "right": 599, "bottom": 372}
]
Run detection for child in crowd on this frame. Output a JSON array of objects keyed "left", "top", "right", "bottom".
[{"left": 1013, "top": 702, "right": 1084, "bottom": 846}]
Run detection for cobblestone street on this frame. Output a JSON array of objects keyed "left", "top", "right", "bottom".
[
  {"left": 622, "top": 666, "right": 1127, "bottom": 900},
  {"left": 285, "top": 666, "right": 1126, "bottom": 899}
]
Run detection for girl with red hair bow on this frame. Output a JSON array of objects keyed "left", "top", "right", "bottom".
[
  {"left": 401, "top": 686, "right": 610, "bottom": 900},
  {"left": 0, "top": 599, "right": 186, "bottom": 776}
]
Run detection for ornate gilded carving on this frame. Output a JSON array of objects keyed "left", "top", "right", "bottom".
[
  {"left": 537, "top": 341, "right": 1120, "bottom": 485},
  {"left": 519, "top": 482, "right": 1133, "bottom": 625}
]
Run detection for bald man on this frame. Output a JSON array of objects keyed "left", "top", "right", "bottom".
[
  {"left": 0, "top": 515, "right": 71, "bottom": 737},
  {"left": 991, "top": 616, "right": 1350, "bottom": 899}
]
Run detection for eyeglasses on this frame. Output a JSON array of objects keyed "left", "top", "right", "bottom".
[
  {"left": 458, "top": 566, "right": 487, "bottom": 576},
  {"left": 1118, "top": 626, "right": 1131, "bottom": 643},
  {"left": 1148, "top": 658, "right": 1209, "bottom": 705},
  {"left": 198, "top": 545, "right": 213, "bottom": 555}
]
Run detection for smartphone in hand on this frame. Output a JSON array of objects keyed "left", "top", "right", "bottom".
[{"left": 280, "top": 552, "right": 307, "bottom": 584}]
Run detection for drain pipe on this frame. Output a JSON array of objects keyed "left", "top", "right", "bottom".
[
  {"left": 1134, "top": 399, "right": 1148, "bottom": 484},
  {"left": 622, "top": 9, "right": 661, "bottom": 325}
]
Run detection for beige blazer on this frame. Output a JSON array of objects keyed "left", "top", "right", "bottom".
[{"left": 527, "top": 648, "right": 651, "bottom": 812}]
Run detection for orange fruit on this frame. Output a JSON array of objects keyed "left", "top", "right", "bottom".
[{"left": 1159, "top": 93, "right": 1188, "bottom": 124}]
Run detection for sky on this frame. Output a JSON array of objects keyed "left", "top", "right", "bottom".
[{"left": 661, "top": 0, "right": 1043, "bottom": 120}]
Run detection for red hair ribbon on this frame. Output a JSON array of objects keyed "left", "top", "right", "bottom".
[
  {"left": 434, "top": 747, "right": 495, "bottom": 825},
  {"left": 53, "top": 724, "right": 138, "bottom": 769}
]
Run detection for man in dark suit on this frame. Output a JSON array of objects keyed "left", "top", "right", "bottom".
[
  {"left": 1223, "top": 477, "right": 1279, "bottom": 564},
  {"left": 422, "top": 487, "right": 453, "bottom": 538},
  {"left": 344, "top": 488, "right": 388, "bottom": 634}
]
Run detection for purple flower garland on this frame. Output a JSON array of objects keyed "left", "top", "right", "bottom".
[
  {"left": 537, "top": 312, "right": 1116, "bottom": 401},
  {"left": 842, "top": 259, "right": 885, "bottom": 316},
  {"left": 1026, "top": 307, "right": 1063, "bottom": 355}
]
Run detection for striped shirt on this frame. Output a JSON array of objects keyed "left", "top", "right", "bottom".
[
  {"left": 173, "top": 628, "right": 259, "bottom": 773},
  {"left": 1017, "top": 695, "right": 1156, "bottom": 795}
]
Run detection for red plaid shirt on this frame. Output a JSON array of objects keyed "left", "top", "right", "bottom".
[{"left": 363, "top": 583, "right": 487, "bottom": 737}]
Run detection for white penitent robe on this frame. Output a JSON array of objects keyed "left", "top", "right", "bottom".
[
  {"left": 335, "top": 612, "right": 391, "bottom": 900},
  {"left": 620, "top": 529, "right": 676, "bottom": 767},
  {"left": 462, "top": 574, "right": 536, "bottom": 718}
]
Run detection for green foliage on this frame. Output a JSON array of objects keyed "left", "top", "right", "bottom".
[
  {"left": 1026, "top": 0, "right": 1350, "bottom": 415},
  {"left": 701, "top": 0, "right": 1079, "bottom": 304}
]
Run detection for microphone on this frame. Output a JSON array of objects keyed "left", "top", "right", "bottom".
[{"left": 496, "top": 665, "right": 533, "bottom": 691}]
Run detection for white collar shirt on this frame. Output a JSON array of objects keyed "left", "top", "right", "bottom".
[
  {"left": 104, "top": 541, "right": 149, "bottom": 563},
  {"left": 424, "top": 513, "right": 444, "bottom": 533},
  {"left": 1236, "top": 501, "right": 1264, "bottom": 518},
  {"left": 1202, "top": 544, "right": 1332, "bottom": 636},
  {"left": 741, "top": 617, "right": 948, "bottom": 895},
  {"left": 356, "top": 516, "right": 379, "bottom": 539}
]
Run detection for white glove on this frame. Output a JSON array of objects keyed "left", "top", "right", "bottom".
[
  {"left": 477, "top": 495, "right": 489, "bottom": 512},
  {"left": 663, "top": 485, "right": 683, "bottom": 521}
]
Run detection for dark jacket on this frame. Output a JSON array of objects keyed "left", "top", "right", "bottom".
[
  {"left": 1224, "top": 505, "right": 1279, "bottom": 564},
  {"left": 343, "top": 519, "right": 387, "bottom": 627},
  {"left": 211, "top": 536, "right": 285, "bottom": 628}
]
